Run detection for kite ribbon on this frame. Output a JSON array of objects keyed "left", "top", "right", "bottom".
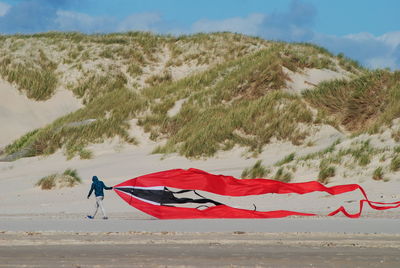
[{"left": 114, "top": 168, "right": 400, "bottom": 219}]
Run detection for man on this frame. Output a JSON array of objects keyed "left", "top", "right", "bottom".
[{"left": 87, "top": 176, "right": 113, "bottom": 219}]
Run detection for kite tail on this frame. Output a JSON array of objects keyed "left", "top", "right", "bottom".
[{"left": 327, "top": 184, "right": 400, "bottom": 218}]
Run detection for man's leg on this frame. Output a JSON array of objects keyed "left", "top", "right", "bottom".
[
  {"left": 91, "top": 197, "right": 100, "bottom": 218},
  {"left": 97, "top": 196, "right": 107, "bottom": 218}
]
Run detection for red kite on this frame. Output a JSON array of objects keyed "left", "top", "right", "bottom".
[{"left": 114, "top": 168, "right": 400, "bottom": 219}]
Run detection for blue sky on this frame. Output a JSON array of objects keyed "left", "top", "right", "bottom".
[{"left": 0, "top": 0, "right": 399, "bottom": 69}]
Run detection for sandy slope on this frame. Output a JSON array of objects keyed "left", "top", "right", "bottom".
[
  {"left": 284, "top": 67, "right": 348, "bottom": 93},
  {"left": 0, "top": 79, "right": 82, "bottom": 148}
]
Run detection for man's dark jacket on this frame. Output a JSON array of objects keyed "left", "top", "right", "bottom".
[{"left": 87, "top": 176, "right": 112, "bottom": 198}]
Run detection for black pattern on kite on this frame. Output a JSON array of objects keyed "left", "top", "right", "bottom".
[{"left": 116, "top": 187, "right": 223, "bottom": 208}]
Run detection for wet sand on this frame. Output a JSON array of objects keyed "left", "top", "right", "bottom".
[
  {"left": 1, "top": 214, "right": 400, "bottom": 233},
  {"left": 1, "top": 232, "right": 399, "bottom": 268}
]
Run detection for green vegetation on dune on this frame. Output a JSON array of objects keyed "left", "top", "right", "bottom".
[
  {"left": 241, "top": 160, "right": 270, "bottom": 179},
  {"left": 273, "top": 167, "right": 293, "bottom": 182},
  {"left": 2, "top": 32, "right": 372, "bottom": 160},
  {"left": 150, "top": 91, "right": 313, "bottom": 157},
  {"left": 72, "top": 70, "right": 127, "bottom": 104},
  {"left": 0, "top": 31, "right": 269, "bottom": 101},
  {"left": 275, "top": 153, "right": 296, "bottom": 166},
  {"left": 373, "top": 166, "right": 384, "bottom": 181},
  {"left": 36, "top": 168, "right": 82, "bottom": 190},
  {"left": 303, "top": 70, "right": 400, "bottom": 133},
  {"left": 141, "top": 43, "right": 345, "bottom": 157},
  {"left": 4, "top": 129, "right": 39, "bottom": 156},
  {"left": 0, "top": 50, "right": 57, "bottom": 100}
]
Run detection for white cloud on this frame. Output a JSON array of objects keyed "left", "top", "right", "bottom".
[
  {"left": 0, "top": 2, "right": 10, "bottom": 16},
  {"left": 344, "top": 32, "right": 376, "bottom": 41},
  {"left": 378, "top": 31, "right": 400, "bottom": 49},
  {"left": 314, "top": 32, "right": 400, "bottom": 69},
  {"left": 344, "top": 31, "right": 400, "bottom": 49},
  {"left": 117, "top": 12, "right": 162, "bottom": 32},
  {"left": 192, "top": 13, "right": 265, "bottom": 36}
]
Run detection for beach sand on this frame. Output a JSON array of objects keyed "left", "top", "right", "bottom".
[{"left": 1, "top": 231, "right": 400, "bottom": 267}]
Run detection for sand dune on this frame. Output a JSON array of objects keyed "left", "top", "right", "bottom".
[{"left": 0, "top": 79, "right": 82, "bottom": 148}]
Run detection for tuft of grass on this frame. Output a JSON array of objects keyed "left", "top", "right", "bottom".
[
  {"left": 390, "top": 155, "right": 400, "bottom": 171},
  {"left": 275, "top": 153, "right": 295, "bottom": 166},
  {"left": 349, "top": 140, "right": 374, "bottom": 166},
  {"left": 358, "top": 154, "right": 371, "bottom": 166},
  {"left": 63, "top": 168, "right": 79, "bottom": 178},
  {"left": 79, "top": 149, "right": 93, "bottom": 159},
  {"left": 299, "top": 139, "right": 341, "bottom": 161},
  {"left": 372, "top": 167, "right": 384, "bottom": 181},
  {"left": 241, "top": 160, "right": 269, "bottom": 179},
  {"left": 273, "top": 167, "right": 293, "bottom": 183},
  {"left": 318, "top": 159, "right": 336, "bottom": 184},
  {"left": 36, "top": 168, "right": 81, "bottom": 190},
  {"left": 36, "top": 174, "right": 57, "bottom": 190},
  {"left": 391, "top": 130, "right": 400, "bottom": 142},
  {"left": 318, "top": 164, "right": 335, "bottom": 184},
  {"left": 72, "top": 71, "right": 127, "bottom": 103},
  {"left": 127, "top": 63, "right": 143, "bottom": 76},
  {"left": 145, "top": 70, "right": 172, "bottom": 86}
]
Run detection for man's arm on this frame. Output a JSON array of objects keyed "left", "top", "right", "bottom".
[
  {"left": 87, "top": 184, "right": 94, "bottom": 198},
  {"left": 103, "top": 182, "right": 113, "bottom": 190}
]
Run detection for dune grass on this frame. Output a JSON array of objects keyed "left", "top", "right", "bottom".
[
  {"left": 10, "top": 38, "right": 356, "bottom": 158},
  {"left": 372, "top": 166, "right": 384, "bottom": 181},
  {"left": 142, "top": 44, "right": 336, "bottom": 157},
  {"left": 318, "top": 164, "right": 335, "bottom": 184},
  {"left": 293, "top": 136, "right": 400, "bottom": 184},
  {"left": 150, "top": 91, "right": 312, "bottom": 157},
  {"left": 72, "top": 71, "right": 127, "bottom": 103},
  {"left": 0, "top": 50, "right": 57, "bottom": 100},
  {"left": 1, "top": 31, "right": 187, "bottom": 159},
  {"left": 1, "top": 32, "right": 368, "bottom": 160},
  {"left": 279, "top": 42, "right": 336, "bottom": 71},
  {"left": 390, "top": 155, "right": 400, "bottom": 172},
  {"left": 303, "top": 70, "right": 400, "bottom": 133},
  {"left": 36, "top": 168, "right": 82, "bottom": 190},
  {"left": 273, "top": 167, "right": 293, "bottom": 182},
  {"left": 4, "top": 129, "right": 39, "bottom": 156},
  {"left": 241, "top": 160, "right": 270, "bottom": 179},
  {"left": 275, "top": 153, "right": 296, "bottom": 166}
]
